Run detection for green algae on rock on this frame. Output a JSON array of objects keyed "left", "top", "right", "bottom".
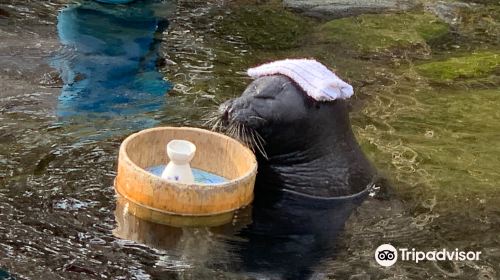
[
  {"left": 457, "top": 4, "right": 500, "bottom": 47},
  {"left": 217, "top": 7, "right": 313, "bottom": 50},
  {"left": 354, "top": 86, "right": 500, "bottom": 210},
  {"left": 315, "top": 13, "right": 449, "bottom": 55},
  {"left": 415, "top": 52, "right": 500, "bottom": 82}
]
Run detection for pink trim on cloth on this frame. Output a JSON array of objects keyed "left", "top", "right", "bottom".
[{"left": 247, "top": 59, "right": 354, "bottom": 101}]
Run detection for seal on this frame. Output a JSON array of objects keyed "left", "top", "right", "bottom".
[
  {"left": 216, "top": 74, "right": 377, "bottom": 198},
  {"left": 208, "top": 70, "right": 381, "bottom": 278}
]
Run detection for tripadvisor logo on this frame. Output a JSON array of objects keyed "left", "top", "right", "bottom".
[
  {"left": 375, "top": 244, "right": 398, "bottom": 267},
  {"left": 375, "top": 244, "right": 482, "bottom": 267}
]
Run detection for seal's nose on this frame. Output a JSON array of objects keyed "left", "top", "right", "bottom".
[
  {"left": 218, "top": 100, "right": 234, "bottom": 122},
  {"left": 222, "top": 109, "right": 229, "bottom": 121}
]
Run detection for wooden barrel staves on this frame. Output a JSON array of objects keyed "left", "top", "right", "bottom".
[{"left": 114, "top": 127, "right": 257, "bottom": 226}]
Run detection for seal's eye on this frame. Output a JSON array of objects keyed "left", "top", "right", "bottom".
[
  {"left": 253, "top": 85, "right": 275, "bottom": 100},
  {"left": 255, "top": 88, "right": 282, "bottom": 100},
  {"left": 255, "top": 94, "right": 274, "bottom": 100}
]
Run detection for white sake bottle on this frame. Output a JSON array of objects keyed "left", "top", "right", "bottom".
[{"left": 161, "top": 140, "right": 196, "bottom": 184}]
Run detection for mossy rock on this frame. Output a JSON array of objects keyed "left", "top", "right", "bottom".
[
  {"left": 415, "top": 51, "right": 500, "bottom": 82},
  {"left": 315, "top": 13, "right": 449, "bottom": 54},
  {"left": 217, "top": 7, "right": 313, "bottom": 50},
  {"left": 455, "top": 4, "right": 500, "bottom": 47}
]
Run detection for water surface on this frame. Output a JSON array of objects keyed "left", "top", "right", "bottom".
[
  {"left": 0, "top": 0, "right": 499, "bottom": 279},
  {"left": 147, "top": 165, "right": 228, "bottom": 184}
]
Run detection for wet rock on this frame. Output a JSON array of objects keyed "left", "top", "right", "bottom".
[
  {"left": 424, "top": 1, "right": 499, "bottom": 46},
  {"left": 313, "top": 13, "right": 449, "bottom": 56},
  {"left": 455, "top": 4, "right": 500, "bottom": 46},
  {"left": 415, "top": 51, "right": 500, "bottom": 83},
  {"left": 217, "top": 7, "right": 312, "bottom": 50},
  {"left": 284, "top": 0, "right": 419, "bottom": 19},
  {"left": 424, "top": 1, "right": 472, "bottom": 25}
]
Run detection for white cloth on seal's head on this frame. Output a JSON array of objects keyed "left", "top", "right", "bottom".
[{"left": 247, "top": 58, "right": 354, "bottom": 101}]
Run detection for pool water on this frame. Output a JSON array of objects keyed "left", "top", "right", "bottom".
[
  {"left": 0, "top": 0, "right": 499, "bottom": 279},
  {"left": 147, "top": 165, "right": 228, "bottom": 184},
  {"left": 51, "top": 0, "right": 172, "bottom": 129}
]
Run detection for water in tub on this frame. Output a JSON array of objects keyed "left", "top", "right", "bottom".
[{"left": 148, "top": 165, "right": 228, "bottom": 184}]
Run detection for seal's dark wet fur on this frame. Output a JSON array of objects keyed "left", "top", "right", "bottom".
[{"left": 219, "top": 75, "right": 377, "bottom": 197}]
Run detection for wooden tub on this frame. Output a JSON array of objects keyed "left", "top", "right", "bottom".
[{"left": 114, "top": 127, "right": 257, "bottom": 226}]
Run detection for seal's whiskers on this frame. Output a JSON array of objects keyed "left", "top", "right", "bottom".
[
  {"left": 205, "top": 111, "right": 268, "bottom": 159},
  {"left": 202, "top": 112, "right": 219, "bottom": 128},
  {"left": 237, "top": 123, "right": 268, "bottom": 160},
  {"left": 203, "top": 110, "right": 228, "bottom": 132},
  {"left": 250, "top": 128, "right": 268, "bottom": 160}
]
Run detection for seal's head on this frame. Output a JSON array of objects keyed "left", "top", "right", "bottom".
[
  {"left": 218, "top": 75, "right": 356, "bottom": 159},
  {"left": 218, "top": 75, "right": 316, "bottom": 157},
  {"left": 214, "top": 74, "right": 376, "bottom": 197}
]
